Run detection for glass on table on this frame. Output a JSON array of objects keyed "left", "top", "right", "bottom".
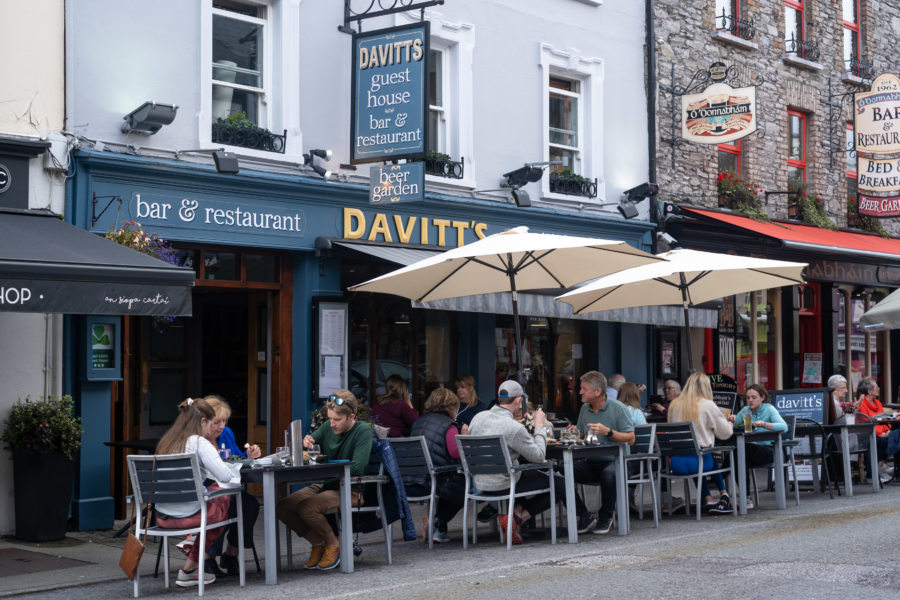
[
  {"left": 307, "top": 444, "right": 321, "bottom": 464},
  {"left": 275, "top": 446, "right": 290, "bottom": 465}
]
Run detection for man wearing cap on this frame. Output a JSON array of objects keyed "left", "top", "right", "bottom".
[
  {"left": 468, "top": 380, "right": 596, "bottom": 544},
  {"left": 276, "top": 389, "right": 372, "bottom": 571},
  {"left": 568, "top": 370, "right": 635, "bottom": 534}
]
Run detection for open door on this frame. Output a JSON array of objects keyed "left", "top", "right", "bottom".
[{"left": 247, "top": 292, "right": 271, "bottom": 454}]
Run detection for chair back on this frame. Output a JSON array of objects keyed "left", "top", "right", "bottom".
[
  {"left": 632, "top": 423, "right": 656, "bottom": 454},
  {"left": 127, "top": 453, "right": 204, "bottom": 507},
  {"left": 455, "top": 435, "right": 512, "bottom": 477},
  {"left": 388, "top": 436, "right": 434, "bottom": 480},
  {"left": 365, "top": 447, "right": 384, "bottom": 476},
  {"left": 782, "top": 414, "right": 796, "bottom": 441},
  {"left": 654, "top": 422, "right": 701, "bottom": 457}
]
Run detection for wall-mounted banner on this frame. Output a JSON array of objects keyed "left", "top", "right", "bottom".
[
  {"left": 681, "top": 64, "right": 757, "bottom": 144},
  {"left": 854, "top": 73, "right": 900, "bottom": 155},
  {"left": 858, "top": 194, "right": 900, "bottom": 218},
  {"left": 351, "top": 22, "right": 429, "bottom": 164},
  {"left": 370, "top": 162, "right": 424, "bottom": 204}
]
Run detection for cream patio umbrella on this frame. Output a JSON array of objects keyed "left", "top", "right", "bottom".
[
  {"left": 860, "top": 287, "right": 900, "bottom": 331},
  {"left": 556, "top": 248, "right": 807, "bottom": 370},
  {"left": 348, "top": 226, "right": 662, "bottom": 379}
]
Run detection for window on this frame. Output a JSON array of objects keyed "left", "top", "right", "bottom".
[
  {"left": 717, "top": 139, "right": 742, "bottom": 175},
  {"left": 785, "top": 0, "right": 804, "bottom": 48},
  {"left": 212, "top": 2, "right": 265, "bottom": 125},
  {"left": 847, "top": 122, "right": 859, "bottom": 225},
  {"left": 787, "top": 110, "right": 807, "bottom": 190},
  {"left": 842, "top": 0, "right": 861, "bottom": 74},
  {"left": 549, "top": 77, "right": 581, "bottom": 173},
  {"left": 427, "top": 48, "right": 446, "bottom": 154},
  {"left": 716, "top": 0, "right": 738, "bottom": 23},
  {"left": 846, "top": 123, "right": 856, "bottom": 178}
]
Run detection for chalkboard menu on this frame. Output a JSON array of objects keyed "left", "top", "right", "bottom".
[
  {"left": 771, "top": 387, "right": 829, "bottom": 424},
  {"left": 709, "top": 373, "right": 739, "bottom": 417}
]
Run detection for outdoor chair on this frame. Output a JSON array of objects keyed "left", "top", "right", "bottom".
[
  {"left": 625, "top": 423, "right": 660, "bottom": 527},
  {"left": 655, "top": 422, "right": 737, "bottom": 520},
  {"left": 793, "top": 417, "right": 836, "bottom": 498},
  {"left": 750, "top": 415, "right": 801, "bottom": 507},
  {"left": 456, "top": 434, "right": 556, "bottom": 550},
  {"left": 825, "top": 412, "right": 875, "bottom": 493},
  {"left": 126, "top": 453, "right": 245, "bottom": 598}
]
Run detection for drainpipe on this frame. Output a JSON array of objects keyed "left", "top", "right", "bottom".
[{"left": 646, "top": 0, "right": 659, "bottom": 237}]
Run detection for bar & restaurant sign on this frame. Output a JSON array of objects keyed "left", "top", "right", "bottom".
[{"left": 855, "top": 73, "right": 900, "bottom": 218}]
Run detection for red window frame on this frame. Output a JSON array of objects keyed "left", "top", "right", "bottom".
[
  {"left": 717, "top": 139, "right": 742, "bottom": 174},
  {"left": 786, "top": 0, "right": 805, "bottom": 43},
  {"left": 845, "top": 122, "right": 856, "bottom": 179},
  {"left": 787, "top": 109, "right": 807, "bottom": 184},
  {"left": 842, "top": 0, "right": 861, "bottom": 74}
]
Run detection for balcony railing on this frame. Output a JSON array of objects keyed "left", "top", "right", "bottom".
[
  {"left": 715, "top": 10, "right": 756, "bottom": 41},
  {"left": 549, "top": 174, "right": 598, "bottom": 199},
  {"left": 211, "top": 120, "right": 287, "bottom": 153},
  {"left": 846, "top": 57, "right": 875, "bottom": 80},
  {"left": 424, "top": 155, "right": 465, "bottom": 179},
  {"left": 785, "top": 34, "right": 820, "bottom": 62}
]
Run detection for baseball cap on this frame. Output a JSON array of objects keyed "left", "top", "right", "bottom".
[{"left": 498, "top": 380, "right": 528, "bottom": 400}]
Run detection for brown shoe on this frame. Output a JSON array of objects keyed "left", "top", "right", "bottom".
[
  {"left": 316, "top": 545, "right": 341, "bottom": 570},
  {"left": 304, "top": 545, "right": 325, "bottom": 569}
]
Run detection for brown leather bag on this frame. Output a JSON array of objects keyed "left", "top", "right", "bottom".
[{"left": 120, "top": 457, "right": 155, "bottom": 580}]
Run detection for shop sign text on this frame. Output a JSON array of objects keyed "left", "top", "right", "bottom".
[{"left": 343, "top": 207, "right": 487, "bottom": 247}]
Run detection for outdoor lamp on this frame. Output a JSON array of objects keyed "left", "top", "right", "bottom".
[
  {"left": 212, "top": 151, "right": 239, "bottom": 174},
  {"left": 617, "top": 202, "right": 639, "bottom": 219},
  {"left": 624, "top": 182, "right": 660, "bottom": 201},
  {"left": 503, "top": 165, "right": 546, "bottom": 188},
  {"left": 121, "top": 101, "right": 178, "bottom": 135},
  {"left": 511, "top": 189, "right": 531, "bottom": 208},
  {"left": 304, "top": 148, "right": 333, "bottom": 180}
]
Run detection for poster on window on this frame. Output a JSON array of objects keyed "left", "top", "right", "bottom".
[{"left": 802, "top": 352, "right": 823, "bottom": 385}]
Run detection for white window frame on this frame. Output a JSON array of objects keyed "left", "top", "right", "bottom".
[
  {"left": 200, "top": 0, "right": 302, "bottom": 164},
  {"left": 428, "top": 45, "right": 449, "bottom": 155},
  {"left": 548, "top": 77, "right": 582, "bottom": 173},
  {"left": 399, "top": 11, "right": 475, "bottom": 189},
  {"left": 540, "top": 43, "right": 604, "bottom": 204}
]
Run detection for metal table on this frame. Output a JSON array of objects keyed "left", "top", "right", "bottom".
[
  {"left": 729, "top": 429, "right": 786, "bottom": 515},
  {"left": 796, "top": 421, "right": 879, "bottom": 496},
  {"left": 545, "top": 442, "right": 628, "bottom": 543},
  {"left": 241, "top": 462, "right": 353, "bottom": 583}
]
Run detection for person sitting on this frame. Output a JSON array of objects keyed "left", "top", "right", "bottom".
[
  {"left": 727, "top": 385, "right": 787, "bottom": 508},
  {"left": 828, "top": 374, "right": 852, "bottom": 420},
  {"left": 650, "top": 379, "right": 680, "bottom": 420},
  {"left": 567, "top": 371, "right": 635, "bottom": 534},
  {"left": 469, "top": 380, "right": 596, "bottom": 544},
  {"left": 454, "top": 374, "right": 487, "bottom": 427},
  {"left": 855, "top": 377, "right": 899, "bottom": 483},
  {"left": 370, "top": 374, "right": 419, "bottom": 437},
  {"left": 276, "top": 390, "right": 373, "bottom": 570},
  {"left": 618, "top": 382, "right": 648, "bottom": 426},
  {"left": 667, "top": 372, "right": 734, "bottom": 514},
  {"left": 606, "top": 374, "right": 626, "bottom": 401},
  {"left": 408, "top": 387, "right": 468, "bottom": 543},
  {"left": 202, "top": 395, "right": 262, "bottom": 576},
  {"left": 154, "top": 398, "right": 242, "bottom": 588}
]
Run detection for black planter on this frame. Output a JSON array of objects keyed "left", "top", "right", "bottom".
[{"left": 12, "top": 448, "right": 76, "bottom": 541}]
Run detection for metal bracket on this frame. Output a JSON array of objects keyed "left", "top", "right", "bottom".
[
  {"left": 819, "top": 75, "right": 870, "bottom": 168},
  {"left": 339, "top": 0, "right": 444, "bottom": 35},
  {"left": 91, "top": 193, "right": 123, "bottom": 228}
]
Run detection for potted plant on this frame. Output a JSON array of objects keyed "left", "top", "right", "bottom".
[
  {"left": 796, "top": 192, "right": 837, "bottom": 230},
  {"left": 716, "top": 171, "right": 768, "bottom": 221},
  {"left": 847, "top": 197, "right": 889, "bottom": 237},
  {"left": 1, "top": 395, "right": 83, "bottom": 541},
  {"left": 549, "top": 168, "right": 598, "bottom": 198}
]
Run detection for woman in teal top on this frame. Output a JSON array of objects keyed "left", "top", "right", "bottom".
[{"left": 728, "top": 384, "right": 787, "bottom": 469}]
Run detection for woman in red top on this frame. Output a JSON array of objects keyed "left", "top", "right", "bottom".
[
  {"left": 855, "top": 377, "right": 898, "bottom": 482},
  {"left": 370, "top": 374, "right": 419, "bottom": 437}
]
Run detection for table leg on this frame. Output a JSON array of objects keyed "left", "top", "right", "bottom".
[
  {"left": 616, "top": 445, "right": 628, "bottom": 535},
  {"left": 870, "top": 429, "right": 881, "bottom": 493},
  {"left": 809, "top": 433, "right": 821, "bottom": 492},
  {"left": 736, "top": 435, "right": 747, "bottom": 516},
  {"left": 563, "top": 450, "right": 577, "bottom": 544},
  {"left": 339, "top": 464, "right": 354, "bottom": 573},
  {"left": 841, "top": 428, "right": 853, "bottom": 496},
  {"left": 263, "top": 470, "right": 278, "bottom": 585},
  {"left": 774, "top": 437, "right": 786, "bottom": 510}
]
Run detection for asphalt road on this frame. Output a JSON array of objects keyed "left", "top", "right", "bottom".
[{"left": 17, "top": 485, "right": 900, "bottom": 600}]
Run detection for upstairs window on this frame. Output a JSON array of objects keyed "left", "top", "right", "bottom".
[
  {"left": 212, "top": 2, "right": 265, "bottom": 126},
  {"left": 787, "top": 110, "right": 807, "bottom": 190},
  {"left": 427, "top": 48, "right": 446, "bottom": 155},
  {"left": 842, "top": 0, "right": 870, "bottom": 77},
  {"left": 549, "top": 77, "right": 581, "bottom": 173},
  {"left": 717, "top": 139, "right": 742, "bottom": 175},
  {"left": 785, "top": 0, "right": 804, "bottom": 49}
]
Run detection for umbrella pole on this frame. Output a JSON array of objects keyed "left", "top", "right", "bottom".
[
  {"left": 508, "top": 268, "right": 526, "bottom": 386},
  {"left": 680, "top": 273, "right": 695, "bottom": 373}
]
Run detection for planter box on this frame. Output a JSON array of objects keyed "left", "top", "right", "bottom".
[{"left": 13, "top": 448, "right": 76, "bottom": 541}]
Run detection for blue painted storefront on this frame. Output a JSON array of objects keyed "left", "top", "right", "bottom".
[{"left": 65, "top": 150, "right": 655, "bottom": 529}]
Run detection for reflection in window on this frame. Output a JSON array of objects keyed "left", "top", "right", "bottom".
[
  {"left": 836, "top": 293, "right": 883, "bottom": 392},
  {"left": 549, "top": 77, "right": 580, "bottom": 173},
  {"left": 735, "top": 290, "right": 776, "bottom": 391},
  {"left": 427, "top": 48, "right": 445, "bottom": 154},
  {"left": 204, "top": 251, "right": 238, "bottom": 280},
  {"left": 212, "top": 2, "right": 266, "bottom": 124}
]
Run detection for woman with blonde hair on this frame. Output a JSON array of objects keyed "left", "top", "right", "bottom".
[
  {"left": 371, "top": 374, "right": 419, "bottom": 437},
  {"left": 667, "top": 372, "right": 734, "bottom": 513},
  {"left": 154, "top": 398, "right": 242, "bottom": 588},
  {"left": 454, "top": 374, "right": 486, "bottom": 427}
]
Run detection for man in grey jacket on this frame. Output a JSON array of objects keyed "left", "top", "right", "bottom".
[{"left": 468, "top": 380, "right": 595, "bottom": 544}]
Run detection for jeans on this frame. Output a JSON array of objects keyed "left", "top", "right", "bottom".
[{"left": 669, "top": 454, "right": 726, "bottom": 499}]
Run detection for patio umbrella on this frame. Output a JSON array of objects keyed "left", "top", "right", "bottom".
[
  {"left": 348, "top": 226, "right": 662, "bottom": 379},
  {"left": 860, "top": 287, "right": 900, "bottom": 331},
  {"left": 555, "top": 248, "right": 807, "bottom": 370}
]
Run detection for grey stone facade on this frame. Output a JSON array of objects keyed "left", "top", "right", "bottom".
[{"left": 654, "top": 0, "right": 900, "bottom": 235}]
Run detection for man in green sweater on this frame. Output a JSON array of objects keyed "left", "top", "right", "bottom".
[{"left": 276, "top": 390, "right": 372, "bottom": 571}]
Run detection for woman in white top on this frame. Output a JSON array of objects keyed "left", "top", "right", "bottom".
[
  {"left": 667, "top": 372, "right": 734, "bottom": 513},
  {"left": 154, "top": 398, "right": 242, "bottom": 588}
]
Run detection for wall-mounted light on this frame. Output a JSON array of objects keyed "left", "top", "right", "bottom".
[
  {"left": 174, "top": 147, "right": 238, "bottom": 174},
  {"left": 304, "top": 148, "right": 333, "bottom": 179},
  {"left": 121, "top": 101, "right": 178, "bottom": 135},
  {"left": 617, "top": 182, "right": 660, "bottom": 219}
]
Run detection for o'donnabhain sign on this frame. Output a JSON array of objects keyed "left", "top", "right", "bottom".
[{"left": 855, "top": 73, "right": 900, "bottom": 218}]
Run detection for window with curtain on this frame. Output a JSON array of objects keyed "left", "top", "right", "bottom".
[
  {"left": 842, "top": 0, "right": 862, "bottom": 75},
  {"left": 788, "top": 110, "right": 807, "bottom": 191},
  {"left": 212, "top": 1, "right": 266, "bottom": 126},
  {"left": 549, "top": 76, "right": 581, "bottom": 174}
]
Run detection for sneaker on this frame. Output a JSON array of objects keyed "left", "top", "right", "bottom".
[
  {"left": 477, "top": 504, "right": 498, "bottom": 523},
  {"left": 662, "top": 496, "right": 685, "bottom": 514},
  {"left": 576, "top": 513, "right": 598, "bottom": 534},
  {"left": 497, "top": 514, "right": 523, "bottom": 545},
  {"left": 219, "top": 553, "right": 240, "bottom": 576},
  {"left": 204, "top": 558, "right": 227, "bottom": 578},
  {"left": 432, "top": 529, "right": 451, "bottom": 544},
  {"left": 304, "top": 545, "right": 325, "bottom": 569},
  {"left": 744, "top": 497, "right": 754, "bottom": 510},
  {"left": 593, "top": 514, "right": 614, "bottom": 535},
  {"left": 175, "top": 568, "right": 215, "bottom": 588},
  {"left": 316, "top": 545, "right": 341, "bottom": 570},
  {"left": 423, "top": 517, "right": 451, "bottom": 544},
  {"left": 709, "top": 494, "right": 733, "bottom": 514}
]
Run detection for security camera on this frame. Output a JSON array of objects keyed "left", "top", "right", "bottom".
[{"left": 624, "top": 182, "right": 660, "bottom": 201}]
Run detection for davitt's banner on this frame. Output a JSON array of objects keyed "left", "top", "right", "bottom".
[
  {"left": 855, "top": 73, "right": 900, "bottom": 218},
  {"left": 681, "top": 62, "right": 757, "bottom": 144}
]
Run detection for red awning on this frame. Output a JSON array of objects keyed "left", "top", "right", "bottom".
[{"left": 682, "top": 207, "right": 900, "bottom": 259}]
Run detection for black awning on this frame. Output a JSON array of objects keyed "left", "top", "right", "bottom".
[{"left": 0, "top": 210, "right": 194, "bottom": 315}]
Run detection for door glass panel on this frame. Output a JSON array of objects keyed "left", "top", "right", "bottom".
[
  {"left": 257, "top": 367, "right": 268, "bottom": 426},
  {"left": 246, "top": 254, "right": 278, "bottom": 282},
  {"left": 149, "top": 368, "right": 187, "bottom": 425},
  {"left": 205, "top": 251, "right": 238, "bottom": 280}
]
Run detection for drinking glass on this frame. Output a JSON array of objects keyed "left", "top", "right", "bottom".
[
  {"left": 308, "top": 444, "right": 321, "bottom": 464},
  {"left": 276, "top": 446, "right": 290, "bottom": 465}
]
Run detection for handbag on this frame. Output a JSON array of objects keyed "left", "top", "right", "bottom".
[{"left": 120, "top": 457, "right": 155, "bottom": 580}]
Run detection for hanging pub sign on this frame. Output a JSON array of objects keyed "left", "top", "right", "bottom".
[
  {"left": 680, "top": 62, "right": 757, "bottom": 144},
  {"left": 369, "top": 162, "right": 424, "bottom": 204},
  {"left": 855, "top": 73, "right": 900, "bottom": 218},
  {"left": 351, "top": 22, "right": 429, "bottom": 164}
]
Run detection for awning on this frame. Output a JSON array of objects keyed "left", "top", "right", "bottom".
[
  {"left": 682, "top": 207, "right": 900, "bottom": 260},
  {"left": 0, "top": 210, "right": 194, "bottom": 315},
  {"left": 336, "top": 240, "right": 717, "bottom": 328}
]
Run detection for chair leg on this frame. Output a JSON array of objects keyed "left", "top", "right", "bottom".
[
  {"left": 251, "top": 542, "right": 261, "bottom": 573},
  {"left": 154, "top": 537, "right": 162, "bottom": 578},
  {"left": 648, "top": 466, "right": 659, "bottom": 528},
  {"left": 162, "top": 537, "right": 170, "bottom": 588}
]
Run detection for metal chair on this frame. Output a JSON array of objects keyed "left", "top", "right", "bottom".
[
  {"left": 825, "top": 412, "right": 875, "bottom": 493},
  {"left": 455, "top": 434, "right": 556, "bottom": 550},
  {"left": 126, "top": 453, "right": 245, "bottom": 598},
  {"left": 793, "top": 417, "right": 836, "bottom": 498},
  {"left": 655, "top": 422, "right": 737, "bottom": 520},
  {"left": 750, "top": 414, "right": 801, "bottom": 507},
  {"left": 626, "top": 423, "right": 660, "bottom": 527}
]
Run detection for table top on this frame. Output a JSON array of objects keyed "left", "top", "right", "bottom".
[
  {"left": 545, "top": 442, "right": 624, "bottom": 459},
  {"left": 240, "top": 461, "right": 346, "bottom": 484},
  {"left": 795, "top": 421, "right": 877, "bottom": 434},
  {"left": 104, "top": 439, "right": 160, "bottom": 453},
  {"left": 728, "top": 429, "right": 783, "bottom": 442}
]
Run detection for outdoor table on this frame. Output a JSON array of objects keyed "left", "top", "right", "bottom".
[
  {"left": 795, "top": 421, "right": 879, "bottom": 496},
  {"left": 545, "top": 442, "right": 628, "bottom": 543},
  {"left": 241, "top": 461, "right": 353, "bottom": 583},
  {"left": 727, "top": 429, "right": 785, "bottom": 515}
]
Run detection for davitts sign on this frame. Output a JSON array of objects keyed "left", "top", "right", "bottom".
[
  {"left": 351, "top": 22, "right": 429, "bottom": 164},
  {"left": 681, "top": 62, "right": 757, "bottom": 144},
  {"left": 855, "top": 73, "right": 900, "bottom": 218}
]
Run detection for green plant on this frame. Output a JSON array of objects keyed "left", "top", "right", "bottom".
[
  {"left": 2, "top": 395, "right": 83, "bottom": 459},
  {"left": 551, "top": 168, "right": 590, "bottom": 184},
  {"left": 795, "top": 192, "right": 836, "bottom": 230},
  {"left": 425, "top": 151, "right": 451, "bottom": 162},
  {"left": 105, "top": 221, "right": 176, "bottom": 265},
  {"left": 717, "top": 171, "right": 769, "bottom": 221},
  {"left": 219, "top": 111, "right": 267, "bottom": 132},
  {"left": 847, "top": 197, "right": 889, "bottom": 237}
]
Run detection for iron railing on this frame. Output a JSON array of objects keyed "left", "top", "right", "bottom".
[
  {"left": 715, "top": 10, "right": 756, "bottom": 41},
  {"left": 785, "top": 34, "right": 820, "bottom": 62},
  {"left": 424, "top": 155, "right": 464, "bottom": 179},
  {"left": 549, "top": 174, "right": 598, "bottom": 198},
  {"left": 846, "top": 57, "right": 875, "bottom": 80},
  {"left": 211, "top": 120, "right": 287, "bottom": 153}
]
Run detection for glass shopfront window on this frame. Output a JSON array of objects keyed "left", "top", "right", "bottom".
[
  {"left": 836, "top": 291, "right": 884, "bottom": 392},
  {"left": 735, "top": 290, "right": 777, "bottom": 391}
]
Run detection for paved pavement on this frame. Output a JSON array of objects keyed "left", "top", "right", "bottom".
[{"left": 3, "top": 482, "right": 900, "bottom": 599}]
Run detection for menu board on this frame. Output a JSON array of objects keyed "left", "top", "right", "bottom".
[
  {"left": 709, "top": 373, "right": 739, "bottom": 417},
  {"left": 771, "top": 387, "right": 828, "bottom": 424}
]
